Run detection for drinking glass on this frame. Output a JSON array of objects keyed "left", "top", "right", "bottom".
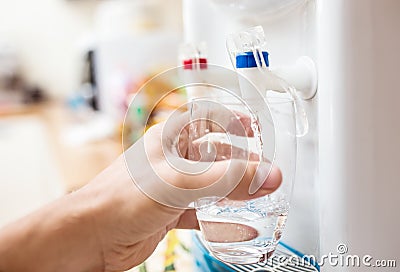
[{"left": 189, "top": 92, "right": 297, "bottom": 264}]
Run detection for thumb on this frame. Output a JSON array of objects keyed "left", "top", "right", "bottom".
[{"left": 178, "top": 159, "right": 282, "bottom": 202}]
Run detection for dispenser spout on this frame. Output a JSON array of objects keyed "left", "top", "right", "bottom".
[
  {"left": 271, "top": 56, "right": 318, "bottom": 100},
  {"left": 226, "top": 25, "right": 310, "bottom": 136}
]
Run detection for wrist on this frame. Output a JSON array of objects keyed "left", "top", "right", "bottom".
[
  {"left": 64, "top": 188, "right": 105, "bottom": 271},
  {"left": 0, "top": 188, "right": 104, "bottom": 272}
]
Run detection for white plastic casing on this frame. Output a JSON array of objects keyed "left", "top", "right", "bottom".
[
  {"left": 318, "top": 0, "right": 400, "bottom": 270},
  {"left": 183, "top": 0, "right": 400, "bottom": 270}
]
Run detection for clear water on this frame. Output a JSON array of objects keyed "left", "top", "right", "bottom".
[{"left": 196, "top": 195, "right": 289, "bottom": 264}]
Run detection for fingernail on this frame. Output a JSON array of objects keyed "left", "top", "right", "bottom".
[{"left": 248, "top": 162, "right": 272, "bottom": 195}]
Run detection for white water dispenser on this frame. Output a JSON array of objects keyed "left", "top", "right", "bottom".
[{"left": 184, "top": 0, "right": 400, "bottom": 271}]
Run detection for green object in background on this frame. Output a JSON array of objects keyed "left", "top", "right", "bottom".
[
  {"left": 179, "top": 242, "right": 190, "bottom": 253},
  {"left": 138, "top": 263, "right": 147, "bottom": 272},
  {"left": 164, "top": 263, "right": 175, "bottom": 271}
]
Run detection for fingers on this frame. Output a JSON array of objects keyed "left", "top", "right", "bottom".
[
  {"left": 167, "top": 109, "right": 257, "bottom": 160},
  {"left": 190, "top": 136, "right": 260, "bottom": 161},
  {"left": 226, "top": 111, "right": 255, "bottom": 137},
  {"left": 174, "top": 160, "right": 282, "bottom": 231},
  {"left": 225, "top": 161, "right": 282, "bottom": 200},
  {"left": 146, "top": 110, "right": 281, "bottom": 207},
  {"left": 177, "top": 125, "right": 189, "bottom": 158},
  {"left": 178, "top": 159, "right": 282, "bottom": 201}
]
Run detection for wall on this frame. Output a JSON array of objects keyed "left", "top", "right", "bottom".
[
  {"left": 0, "top": 0, "right": 101, "bottom": 98},
  {"left": 0, "top": 0, "right": 182, "bottom": 99}
]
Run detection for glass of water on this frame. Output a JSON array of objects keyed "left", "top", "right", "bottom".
[{"left": 189, "top": 92, "right": 297, "bottom": 264}]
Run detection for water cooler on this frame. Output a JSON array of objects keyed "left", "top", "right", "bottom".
[{"left": 183, "top": 0, "right": 400, "bottom": 271}]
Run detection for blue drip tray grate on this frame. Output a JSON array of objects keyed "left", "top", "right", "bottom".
[{"left": 192, "top": 231, "right": 319, "bottom": 272}]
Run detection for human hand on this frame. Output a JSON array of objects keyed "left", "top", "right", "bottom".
[
  {"left": 0, "top": 111, "right": 282, "bottom": 272},
  {"left": 84, "top": 111, "right": 282, "bottom": 271}
]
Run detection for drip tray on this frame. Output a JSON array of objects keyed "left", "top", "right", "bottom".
[
  {"left": 225, "top": 246, "right": 318, "bottom": 272},
  {"left": 192, "top": 232, "right": 319, "bottom": 272}
]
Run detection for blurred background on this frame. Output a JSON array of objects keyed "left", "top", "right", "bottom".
[
  {"left": 0, "top": 1, "right": 192, "bottom": 270},
  {"left": 2, "top": 1, "right": 398, "bottom": 271}
]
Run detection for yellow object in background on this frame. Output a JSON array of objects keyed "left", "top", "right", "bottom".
[
  {"left": 164, "top": 230, "right": 179, "bottom": 271},
  {"left": 131, "top": 230, "right": 193, "bottom": 272}
]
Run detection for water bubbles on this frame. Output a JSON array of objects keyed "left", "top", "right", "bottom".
[{"left": 198, "top": 194, "right": 289, "bottom": 222}]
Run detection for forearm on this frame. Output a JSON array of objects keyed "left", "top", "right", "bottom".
[{"left": 0, "top": 189, "right": 103, "bottom": 272}]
